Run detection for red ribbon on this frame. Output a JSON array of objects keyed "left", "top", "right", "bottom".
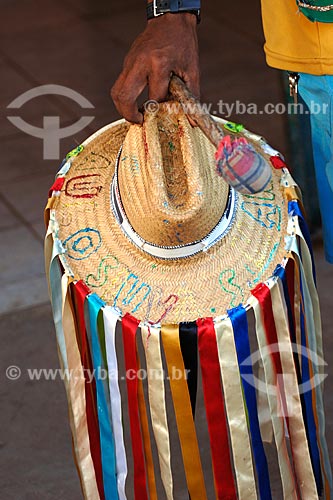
[
  {"left": 48, "top": 177, "right": 65, "bottom": 197},
  {"left": 72, "top": 281, "right": 104, "bottom": 500},
  {"left": 251, "top": 284, "right": 288, "bottom": 409},
  {"left": 122, "top": 313, "right": 148, "bottom": 500},
  {"left": 197, "top": 317, "right": 237, "bottom": 500},
  {"left": 270, "top": 155, "right": 287, "bottom": 170}
]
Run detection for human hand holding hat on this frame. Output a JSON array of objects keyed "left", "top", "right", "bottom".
[
  {"left": 111, "top": 13, "right": 199, "bottom": 124},
  {"left": 111, "top": 9, "right": 272, "bottom": 194}
]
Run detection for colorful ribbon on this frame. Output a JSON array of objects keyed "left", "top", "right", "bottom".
[
  {"left": 161, "top": 324, "right": 207, "bottom": 500},
  {"left": 103, "top": 307, "right": 128, "bottom": 500},
  {"left": 87, "top": 294, "right": 118, "bottom": 500},
  {"left": 197, "top": 317, "right": 238, "bottom": 500},
  {"left": 61, "top": 276, "right": 101, "bottom": 499},
  {"left": 250, "top": 290, "right": 298, "bottom": 499},
  {"left": 215, "top": 319, "right": 257, "bottom": 499},
  {"left": 228, "top": 306, "right": 272, "bottom": 500},
  {"left": 141, "top": 325, "right": 173, "bottom": 500},
  {"left": 137, "top": 365, "right": 157, "bottom": 500},
  {"left": 288, "top": 210, "right": 332, "bottom": 496},
  {"left": 73, "top": 281, "right": 104, "bottom": 500},
  {"left": 292, "top": 243, "right": 330, "bottom": 496},
  {"left": 45, "top": 228, "right": 68, "bottom": 370},
  {"left": 122, "top": 313, "right": 148, "bottom": 500},
  {"left": 271, "top": 280, "right": 318, "bottom": 498},
  {"left": 289, "top": 201, "right": 316, "bottom": 282},
  {"left": 273, "top": 264, "right": 307, "bottom": 446},
  {"left": 179, "top": 322, "right": 198, "bottom": 416}
]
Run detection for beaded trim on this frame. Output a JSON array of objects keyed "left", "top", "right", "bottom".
[{"left": 297, "top": 1, "right": 333, "bottom": 11}]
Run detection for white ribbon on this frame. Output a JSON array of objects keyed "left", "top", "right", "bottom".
[
  {"left": 141, "top": 325, "right": 173, "bottom": 500},
  {"left": 61, "top": 274, "right": 101, "bottom": 500},
  {"left": 103, "top": 306, "right": 128, "bottom": 500},
  {"left": 215, "top": 319, "right": 257, "bottom": 500},
  {"left": 272, "top": 280, "right": 318, "bottom": 499}
]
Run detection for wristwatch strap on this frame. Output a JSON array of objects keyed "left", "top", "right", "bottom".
[{"left": 147, "top": 0, "right": 201, "bottom": 22}]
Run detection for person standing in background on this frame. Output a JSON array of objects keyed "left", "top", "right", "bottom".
[{"left": 111, "top": 0, "right": 333, "bottom": 263}]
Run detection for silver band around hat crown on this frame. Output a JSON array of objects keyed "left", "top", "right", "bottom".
[{"left": 111, "top": 147, "right": 238, "bottom": 260}]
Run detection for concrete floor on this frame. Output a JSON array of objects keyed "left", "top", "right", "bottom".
[{"left": 0, "top": 0, "right": 332, "bottom": 498}]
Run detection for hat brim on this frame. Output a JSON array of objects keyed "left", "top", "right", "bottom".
[{"left": 48, "top": 117, "right": 292, "bottom": 324}]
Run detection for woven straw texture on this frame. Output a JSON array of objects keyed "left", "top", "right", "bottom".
[
  {"left": 53, "top": 108, "right": 288, "bottom": 324},
  {"left": 118, "top": 107, "right": 229, "bottom": 246}
]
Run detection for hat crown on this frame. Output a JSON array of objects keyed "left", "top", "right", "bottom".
[{"left": 117, "top": 104, "right": 229, "bottom": 248}]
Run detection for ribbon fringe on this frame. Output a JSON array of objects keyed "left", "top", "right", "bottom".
[{"left": 44, "top": 184, "right": 332, "bottom": 499}]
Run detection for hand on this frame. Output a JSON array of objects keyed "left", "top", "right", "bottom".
[{"left": 111, "top": 13, "right": 200, "bottom": 124}]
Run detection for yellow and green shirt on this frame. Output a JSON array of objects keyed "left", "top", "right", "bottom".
[{"left": 261, "top": 0, "right": 333, "bottom": 74}]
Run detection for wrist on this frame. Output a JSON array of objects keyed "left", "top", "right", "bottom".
[{"left": 147, "top": 11, "right": 198, "bottom": 27}]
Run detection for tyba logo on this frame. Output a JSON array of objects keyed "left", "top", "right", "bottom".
[{"left": 7, "top": 84, "right": 95, "bottom": 159}]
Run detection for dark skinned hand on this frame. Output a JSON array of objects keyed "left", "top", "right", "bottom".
[{"left": 111, "top": 13, "right": 200, "bottom": 123}]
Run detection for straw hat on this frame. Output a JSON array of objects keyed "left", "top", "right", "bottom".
[
  {"left": 46, "top": 87, "right": 332, "bottom": 500},
  {"left": 48, "top": 103, "right": 292, "bottom": 325}
]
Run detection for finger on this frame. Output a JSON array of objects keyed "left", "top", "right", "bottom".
[
  {"left": 182, "top": 68, "right": 200, "bottom": 99},
  {"left": 173, "top": 69, "right": 200, "bottom": 127},
  {"left": 187, "top": 115, "right": 198, "bottom": 128},
  {"left": 175, "top": 53, "right": 200, "bottom": 99},
  {"left": 111, "top": 67, "right": 147, "bottom": 124},
  {"left": 148, "top": 67, "right": 171, "bottom": 103},
  {"left": 111, "top": 79, "right": 144, "bottom": 123}
]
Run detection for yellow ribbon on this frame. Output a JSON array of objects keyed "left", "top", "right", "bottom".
[
  {"left": 44, "top": 196, "right": 57, "bottom": 228},
  {"left": 137, "top": 362, "right": 158, "bottom": 500},
  {"left": 215, "top": 320, "right": 257, "bottom": 500},
  {"left": 257, "top": 357, "right": 273, "bottom": 443},
  {"left": 141, "top": 325, "right": 173, "bottom": 500},
  {"left": 290, "top": 255, "right": 303, "bottom": 374},
  {"left": 161, "top": 324, "right": 207, "bottom": 500}
]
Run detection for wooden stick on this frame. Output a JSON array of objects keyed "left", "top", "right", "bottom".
[{"left": 169, "top": 75, "right": 224, "bottom": 148}]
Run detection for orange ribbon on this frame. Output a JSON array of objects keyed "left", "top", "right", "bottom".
[{"left": 161, "top": 324, "right": 207, "bottom": 500}]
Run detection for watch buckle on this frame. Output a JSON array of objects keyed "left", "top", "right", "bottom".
[{"left": 153, "top": 0, "right": 164, "bottom": 17}]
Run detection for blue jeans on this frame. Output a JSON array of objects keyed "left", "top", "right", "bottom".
[{"left": 298, "top": 73, "right": 333, "bottom": 263}]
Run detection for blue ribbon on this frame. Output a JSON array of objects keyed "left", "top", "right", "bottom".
[
  {"left": 228, "top": 305, "right": 272, "bottom": 500},
  {"left": 87, "top": 293, "right": 118, "bottom": 500}
]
